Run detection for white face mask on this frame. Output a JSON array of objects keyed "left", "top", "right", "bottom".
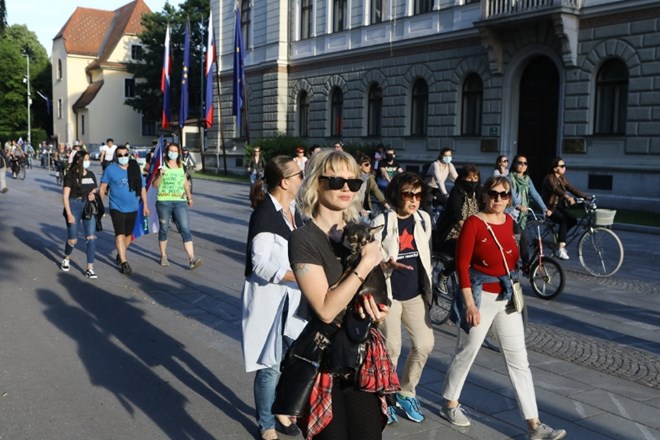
[
  {"left": 168, "top": 152, "right": 179, "bottom": 160},
  {"left": 83, "top": 161, "right": 91, "bottom": 169},
  {"left": 442, "top": 156, "right": 452, "bottom": 164},
  {"left": 117, "top": 156, "right": 129, "bottom": 166}
]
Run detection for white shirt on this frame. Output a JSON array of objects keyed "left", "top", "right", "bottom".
[{"left": 101, "top": 144, "right": 117, "bottom": 161}]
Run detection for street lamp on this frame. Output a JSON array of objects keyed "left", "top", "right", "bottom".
[{"left": 22, "top": 51, "right": 32, "bottom": 146}]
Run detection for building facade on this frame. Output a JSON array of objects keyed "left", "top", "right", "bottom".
[
  {"left": 211, "top": 0, "right": 660, "bottom": 211},
  {"left": 51, "top": 0, "right": 156, "bottom": 148}
]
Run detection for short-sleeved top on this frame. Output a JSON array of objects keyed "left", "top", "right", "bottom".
[
  {"left": 101, "top": 144, "right": 117, "bottom": 161},
  {"left": 289, "top": 222, "right": 349, "bottom": 292},
  {"left": 157, "top": 165, "right": 187, "bottom": 202},
  {"left": 380, "top": 161, "right": 401, "bottom": 180},
  {"left": 101, "top": 163, "right": 143, "bottom": 212},
  {"left": 64, "top": 171, "right": 97, "bottom": 199},
  {"left": 390, "top": 215, "right": 421, "bottom": 301}
]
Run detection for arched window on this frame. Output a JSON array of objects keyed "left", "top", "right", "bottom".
[
  {"left": 299, "top": 91, "right": 309, "bottom": 137},
  {"left": 411, "top": 79, "right": 428, "bottom": 137},
  {"left": 461, "top": 73, "right": 483, "bottom": 136},
  {"left": 368, "top": 84, "right": 383, "bottom": 137},
  {"left": 595, "top": 59, "right": 628, "bottom": 135},
  {"left": 57, "top": 59, "right": 62, "bottom": 80},
  {"left": 331, "top": 88, "right": 343, "bottom": 137},
  {"left": 241, "top": 0, "right": 251, "bottom": 49}
]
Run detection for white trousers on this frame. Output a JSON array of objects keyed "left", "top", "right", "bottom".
[
  {"left": 442, "top": 291, "right": 539, "bottom": 420},
  {"left": 0, "top": 165, "right": 7, "bottom": 191}
]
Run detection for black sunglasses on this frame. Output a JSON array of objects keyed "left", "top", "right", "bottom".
[
  {"left": 401, "top": 191, "right": 422, "bottom": 201},
  {"left": 116, "top": 153, "right": 130, "bottom": 158},
  {"left": 319, "top": 176, "right": 363, "bottom": 192},
  {"left": 516, "top": 161, "right": 528, "bottom": 166},
  {"left": 487, "top": 190, "right": 511, "bottom": 200},
  {"left": 558, "top": 164, "right": 566, "bottom": 168}
]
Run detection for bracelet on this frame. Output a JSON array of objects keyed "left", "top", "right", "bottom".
[{"left": 353, "top": 271, "right": 366, "bottom": 284}]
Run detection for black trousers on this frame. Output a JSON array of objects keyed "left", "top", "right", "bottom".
[{"left": 549, "top": 207, "right": 577, "bottom": 243}]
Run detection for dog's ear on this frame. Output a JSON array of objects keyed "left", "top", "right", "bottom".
[{"left": 369, "top": 224, "right": 384, "bottom": 237}]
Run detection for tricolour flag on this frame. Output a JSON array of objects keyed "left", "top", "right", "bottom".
[
  {"left": 132, "top": 137, "right": 164, "bottom": 240},
  {"left": 204, "top": 11, "right": 217, "bottom": 129},
  {"left": 161, "top": 25, "right": 172, "bottom": 129},
  {"left": 232, "top": 5, "right": 246, "bottom": 133},
  {"left": 179, "top": 19, "right": 191, "bottom": 127}
]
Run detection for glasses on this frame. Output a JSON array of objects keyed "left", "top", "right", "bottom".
[
  {"left": 515, "top": 161, "right": 528, "bottom": 166},
  {"left": 284, "top": 170, "right": 303, "bottom": 180},
  {"left": 116, "top": 153, "right": 130, "bottom": 158},
  {"left": 319, "top": 176, "right": 363, "bottom": 192},
  {"left": 501, "top": 159, "right": 508, "bottom": 163},
  {"left": 487, "top": 190, "right": 511, "bottom": 200},
  {"left": 401, "top": 191, "right": 423, "bottom": 201},
  {"left": 558, "top": 164, "right": 566, "bottom": 168},
  {"left": 361, "top": 163, "right": 371, "bottom": 167}
]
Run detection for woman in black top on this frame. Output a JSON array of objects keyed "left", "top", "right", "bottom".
[{"left": 60, "top": 151, "right": 99, "bottom": 278}]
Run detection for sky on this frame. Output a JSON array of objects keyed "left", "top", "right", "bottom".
[{"left": 7, "top": 0, "right": 171, "bottom": 55}]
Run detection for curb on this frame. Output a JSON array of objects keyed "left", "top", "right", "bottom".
[{"left": 613, "top": 222, "right": 660, "bottom": 235}]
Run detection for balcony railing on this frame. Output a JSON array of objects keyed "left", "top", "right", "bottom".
[{"left": 484, "top": 0, "right": 581, "bottom": 19}]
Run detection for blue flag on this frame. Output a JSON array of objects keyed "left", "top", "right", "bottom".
[
  {"left": 232, "top": 7, "right": 246, "bottom": 133},
  {"left": 179, "top": 19, "right": 191, "bottom": 127}
]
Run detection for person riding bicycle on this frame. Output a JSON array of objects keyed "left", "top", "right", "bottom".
[
  {"left": 541, "top": 157, "right": 591, "bottom": 261},
  {"left": 9, "top": 141, "right": 25, "bottom": 179}
]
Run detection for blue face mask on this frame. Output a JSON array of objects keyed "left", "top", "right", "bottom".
[
  {"left": 83, "top": 161, "right": 91, "bottom": 169},
  {"left": 168, "top": 152, "right": 179, "bottom": 160},
  {"left": 442, "top": 156, "right": 452, "bottom": 164},
  {"left": 117, "top": 156, "right": 129, "bottom": 166}
]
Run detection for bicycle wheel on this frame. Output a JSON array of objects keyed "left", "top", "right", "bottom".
[
  {"left": 430, "top": 254, "right": 454, "bottom": 325},
  {"left": 18, "top": 165, "right": 26, "bottom": 180},
  {"left": 528, "top": 257, "right": 565, "bottom": 300},
  {"left": 578, "top": 227, "right": 624, "bottom": 277}
]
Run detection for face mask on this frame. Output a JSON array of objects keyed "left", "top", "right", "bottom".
[
  {"left": 385, "top": 154, "right": 395, "bottom": 161},
  {"left": 442, "top": 156, "right": 452, "bottom": 164},
  {"left": 462, "top": 180, "right": 479, "bottom": 191},
  {"left": 168, "top": 152, "right": 179, "bottom": 160},
  {"left": 118, "top": 157, "right": 129, "bottom": 166},
  {"left": 83, "top": 161, "right": 91, "bottom": 169}
]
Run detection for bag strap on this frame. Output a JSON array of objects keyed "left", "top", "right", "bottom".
[
  {"left": 381, "top": 210, "right": 426, "bottom": 242},
  {"left": 474, "top": 214, "right": 514, "bottom": 281}
]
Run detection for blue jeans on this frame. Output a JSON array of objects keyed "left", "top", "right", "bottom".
[
  {"left": 254, "top": 336, "right": 292, "bottom": 432},
  {"left": 65, "top": 198, "right": 97, "bottom": 265},
  {"left": 156, "top": 201, "right": 193, "bottom": 242}
]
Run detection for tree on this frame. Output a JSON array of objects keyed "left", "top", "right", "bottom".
[
  {"left": 126, "top": 0, "right": 210, "bottom": 127},
  {"left": 0, "top": 0, "right": 7, "bottom": 34},
  {"left": 0, "top": 25, "right": 50, "bottom": 143}
]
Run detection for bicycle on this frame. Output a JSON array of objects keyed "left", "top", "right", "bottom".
[
  {"left": 55, "top": 160, "right": 66, "bottom": 186},
  {"left": 523, "top": 209, "right": 566, "bottom": 300},
  {"left": 538, "top": 197, "right": 624, "bottom": 277}
]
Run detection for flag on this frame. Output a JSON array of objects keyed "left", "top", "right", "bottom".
[
  {"left": 179, "top": 19, "right": 191, "bottom": 127},
  {"left": 204, "top": 11, "right": 217, "bottom": 129},
  {"left": 232, "top": 5, "right": 246, "bottom": 132},
  {"left": 132, "top": 136, "right": 164, "bottom": 240},
  {"left": 37, "top": 91, "right": 51, "bottom": 115},
  {"left": 161, "top": 25, "right": 172, "bottom": 129}
]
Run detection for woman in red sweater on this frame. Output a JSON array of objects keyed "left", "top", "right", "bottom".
[{"left": 439, "top": 176, "right": 566, "bottom": 440}]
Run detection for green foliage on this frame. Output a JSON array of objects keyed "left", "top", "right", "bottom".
[
  {"left": 126, "top": 0, "right": 210, "bottom": 124},
  {"left": 0, "top": 0, "right": 6, "bottom": 34}
]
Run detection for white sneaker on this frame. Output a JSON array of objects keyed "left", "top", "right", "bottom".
[
  {"left": 60, "top": 258, "right": 70, "bottom": 272},
  {"left": 439, "top": 403, "right": 471, "bottom": 427},
  {"left": 529, "top": 423, "right": 567, "bottom": 439},
  {"left": 556, "top": 248, "right": 570, "bottom": 260}
]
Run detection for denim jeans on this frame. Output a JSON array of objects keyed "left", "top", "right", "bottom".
[
  {"left": 65, "top": 198, "right": 97, "bottom": 265},
  {"left": 156, "top": 201, "right": 193, "bottom": 242},
  {"left": 254, "top": 336, "right": 292, "bottom": 432}
]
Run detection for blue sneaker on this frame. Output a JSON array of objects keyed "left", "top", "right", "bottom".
[
  {"left": 386, "top": 405, "right": 398, "bottom": 424},
  {"left": 395, "top": 394, "right": 425, "bottom": 422}
]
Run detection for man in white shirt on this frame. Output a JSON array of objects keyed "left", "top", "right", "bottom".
[{"left": 99, "top": 138, "right": 116, "bottom": 170}]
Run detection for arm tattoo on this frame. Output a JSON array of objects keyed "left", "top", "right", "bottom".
[{"left": 292, "top": 263, "right": 311, "bottom": 276}]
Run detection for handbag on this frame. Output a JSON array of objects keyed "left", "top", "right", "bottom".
[{"left": 477, "top": 215, "right": 525, "bottom": 313}]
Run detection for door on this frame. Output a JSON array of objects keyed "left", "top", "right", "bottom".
[{"left": 517, "top": 56, "right": 560, "bottom": 188}]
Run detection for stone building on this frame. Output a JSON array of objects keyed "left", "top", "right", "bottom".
[{"left": 210, "top": 0, "right": 660, "bottom": 211}]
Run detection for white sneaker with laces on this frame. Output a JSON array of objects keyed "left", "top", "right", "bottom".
[
  {"left": 60, "top": 258, "right": 70, "bottom": 272},
  {"left": 439, "top": 403, "right": 471, "bottom": 427},
  {"left": 528, "top": 423, "right": 567, "bottom": 440},
  {"left": 556, "top": 248, "right": 570, "bottom": 260}
]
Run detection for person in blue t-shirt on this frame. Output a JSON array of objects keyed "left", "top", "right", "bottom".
[{"left": 99, "top": 144, "right": 148, "bottom": 275}]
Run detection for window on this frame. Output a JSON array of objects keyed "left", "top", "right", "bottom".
[
  {"left": 241, "top": 0, "right": 251, "bottom": 49},
  {"left": 594, "top": 59, "right": 628, "bottom": 135},
  {"left": 411, "top": 79, "right": 428, "bottom": 136},
  {"left": 124, "top": 78, "right": 135, "bottom": 98},
  {"left": 301, "top": 0, "right": 313, "bottom": 39},
  {"left": 333, "top": 0, "right": 347, "bottom": 32},
  {"left": 330, "top": 88, "right": 343, "bottom": 137},
  {"left": 57, "top": 59, "right": 62, "bottom": 80},
  {"left": 414, "top": 0, "right": 433, "bottom": 15},
  {"left": 368, "top": 84, "right": 383, "bottom": 137},
  {"left": 142, "top": 117, "right": 157, "bottom": 136},
  {"left": 371, "top": 0, "right": 383, "bottom": 24},
  {"left": 131, "top": 45, "right": 143, "bottom": 60},
  {"left": 57, "top": 99, "right": 62, "bottom": 119},
  {"left": 461, "top": 74, "right": 483, "bottom": 136},
  {"left": 464, "top": 0, "right": 479, "bottom": 4},
  {"left": 81, "top": 115, "right": 85, "bottom": 135},
  {"left": 299, "top": 91, "right": 309, "bottom": 137}
]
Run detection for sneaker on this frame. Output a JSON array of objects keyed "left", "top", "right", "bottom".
[
  {"left": 160, "top": 255, "right": 169, "bottom": 267},
  {"left": 528, "top": 423, "right": 566, "bottom": 440},
  {"left": 386, "top": 405, "right": 398, "bottom": 425},
  {"left": 85, "top": 268, "right": 98, "bottom": 279},
  {"left": 439, "top": 403, "right": 471, "bottom": 427},
  {"left": 556, "top": 248, "right": 570, "bottom": 260},
  {"left": 1, "top": 188, "right": 7, "bottom": 193},
  {"left": 189, "top": 257, "right": 203, "bottom": 270},
  {"left": 60, "top": 258, "right": 70, "bottom": 272},
  {"left": 436, "top": 274, "right": 449, "bottom": 296},
  {"left": 116, "top": 254, "right": 121, "bottom": 265},
  {"left": 120, "top": 262, "right": 132, "bottom": 275},
  {"left": 395, "top": 394, "right": 424, "bottom": 422},
  {"left": 260, "top": 428, "right": 278, "bottom": 440}
]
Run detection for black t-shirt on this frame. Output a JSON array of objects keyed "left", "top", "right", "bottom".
[
  {"left": 64, "top": 171, "right": 98, "bottom": 199},
  {"left": 390, "top": 215, "right": 421, "bottom": 301},
  {"left": 289, "top": 221, "right": 348, "bottom": 289}
]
